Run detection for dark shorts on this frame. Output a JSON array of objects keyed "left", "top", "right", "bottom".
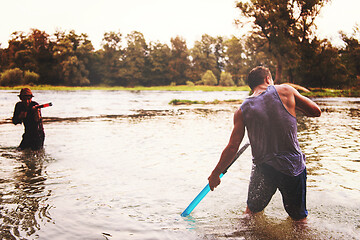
[{"left": 247, "top": 163, "right": 308, "bottom": 220}]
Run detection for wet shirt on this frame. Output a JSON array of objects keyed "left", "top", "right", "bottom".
[
  {"left": 240, "top": 85, "right": 305, "bottom": 176},
  {"left": 12, "top": 101, "right": 44, "bottom": 140}
]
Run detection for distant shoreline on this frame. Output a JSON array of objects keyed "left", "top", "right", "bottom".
[{"left": 1, "top": 85, "right": 358, "bottom": 97}]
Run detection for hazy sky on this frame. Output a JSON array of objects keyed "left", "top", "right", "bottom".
[{"left": 0, "top": 0, "right": 359, "bottom": 50}]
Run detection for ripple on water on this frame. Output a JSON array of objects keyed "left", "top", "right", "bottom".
[{"left": 0, "top": 92, "right": 359, "bottom": 239}]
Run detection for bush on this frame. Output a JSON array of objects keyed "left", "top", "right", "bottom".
[
  {"left": 200, "top": 70, "right": 217, "bottom": 86},
  {"left": 186, "top": 80, "right": 195, "bottom": 86},
  {"left": 219, "top": 72, "right": 235, "bottom": 86},
  {"left": 23, "top": 70, "right": 40, "bottom": 85},
  {"left": 237, "top": 75, "right": 246, "bottom": 86},
  {"left": 0, "top": 68, "right": 24, "bottom": 86}
]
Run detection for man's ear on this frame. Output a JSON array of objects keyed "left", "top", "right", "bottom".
[{"left": 265, "top": 76, "right": 272, "bottom": 84}]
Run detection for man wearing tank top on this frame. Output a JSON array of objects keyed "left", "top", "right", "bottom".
[{"left": 208, "top": 66, "right": 321, "bottom": 221}]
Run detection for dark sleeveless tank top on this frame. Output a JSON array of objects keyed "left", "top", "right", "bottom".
[{"left": 240, "top": 85, "right": 305, "bottom": 176}]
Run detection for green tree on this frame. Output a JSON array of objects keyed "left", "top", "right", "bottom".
[
  {"left": 53, "top": 30, "right": 93, "bottom": 86},
  {"left": 2, "top": 33, "right": 29, "bottom": 74},
  {"left": 98, "top": 31, "right": 124, "bottom": 85},
  {"left": 219, "top": 71, "right": 235, "bottom": 86},
  {"left": 23, "top": 70, "right": 40, "bottom": 85},
  {"left": 214, "top": 36, "right": 226, "bottom": 77},
  {"left": 169, "top": 36, "right": 191, "bottom": 85},
  {"left": 118, "top": 31, "right": 149, "bottom": 86},
  {"left": 148, "top": 41, "right": 172, "bottom": 85},
  {"left": 3, "top": 31, "right": 31, "bottom": 70},
  {"left": 60, "top": 55, "right": 90, "bottom": 85},
  {"left": 28, "top": 29, "right": 55, "bottom": 85},
  {"left": 199, "top": 70, "right": 217, "bottom": 85},
  {"left": 0, "top": 68, "right": 24, "bottom": 86},
  {"left": 75, "top": 33, "right": 95, "bottom": 85},
  {"left": 1, "top": 30, "right": 56, "bottom": 85},
  {"left": 236, "top": 0, "right": 330, "bottom": 83},
  {"left": 296, "top": 38, "right": 347, "bottom": 88},
  {"left": 340, "top": 26, "right": 360, "bottom": 87},
  {"left": 0, "top": 47, "right": 4, "bottom": 73},
  {"left": 224, "top": 36, "right": 247, "bottom": 85},
  {"left": 190, "top": 34, "right": 218, "bottom": 82}
]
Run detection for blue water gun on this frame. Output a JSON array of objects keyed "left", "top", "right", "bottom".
[{"left": 181, "top": 142, "right": 250, "bottom": 217}]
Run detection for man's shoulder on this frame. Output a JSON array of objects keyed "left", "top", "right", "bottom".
[
  {"left": 274, "top": 84, "right": 295, "bottom": 91},
  {"left": 274, "top": 84, "right": 297, "bottom": 96},
  {"left": 14, "top": 101, "right": 24, "bottom": 109}
]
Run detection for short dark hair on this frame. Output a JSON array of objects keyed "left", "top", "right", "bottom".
[{"left": 246, "top": 66, "right": 272, "bottom": 90}]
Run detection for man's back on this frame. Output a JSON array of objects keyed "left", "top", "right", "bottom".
[
  {"left": 274, "top": 84, "right": 297, "bottom": 117},
  {"left": 241, "top": 85, "right": 305, "bottom": 176}
]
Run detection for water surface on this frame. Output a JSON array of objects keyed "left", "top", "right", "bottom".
[{"left": 0, "top": 90, "right": 359, "bottom": 239}]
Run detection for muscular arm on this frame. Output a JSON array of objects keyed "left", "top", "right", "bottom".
[
  {"left": 208, "top": 108, "right": 245, "bottom": 191},
  {"left": 277, "top": 84, "right": 321, "bottom": 117}
]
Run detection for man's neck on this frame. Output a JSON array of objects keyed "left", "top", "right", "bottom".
[{"left": 251, "top": 83, "right": 272, "bottom": 97}]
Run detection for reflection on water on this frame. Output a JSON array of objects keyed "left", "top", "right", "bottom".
[
  {"left": 0, "top": 90, "right": 359, "bottom": 239},
  {"left": 0, "top": 149, "right": 53, "bottom": 239},
  {"left": 298, "top": 99, "right": 360, "bottom": 193},
  {"left": 209, "top": 214, "right": 314, "bottom": 240}
]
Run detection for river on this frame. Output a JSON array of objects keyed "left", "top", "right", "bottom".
[{"left": 0, "top": 89, "right": 359, "bottom": 239}]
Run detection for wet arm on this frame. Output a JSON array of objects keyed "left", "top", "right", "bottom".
[{"left": 208, "top": 109, "right": 245, "bottom": 191}]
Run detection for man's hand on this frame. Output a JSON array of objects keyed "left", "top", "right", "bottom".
[
  {"left": 32, "top": 107, "right": 41, "bottom": 122},
  {"left": 208, "top": 172, "right": 221, "bottom": 191}
]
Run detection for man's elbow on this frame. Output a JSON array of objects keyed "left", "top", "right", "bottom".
[
  {"left": 226, "top": 142, "right": 241, "bottom": 155},
  {"left": 309, "top": 107, "right": 321, "bottom": 117}
]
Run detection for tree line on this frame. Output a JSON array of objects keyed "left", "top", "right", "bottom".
[
  {"left": 0, "top": 0, "right": 359, "bottom": 89},
  {"left": 0, "top": 29, "right": 242, "bottom": 87}
]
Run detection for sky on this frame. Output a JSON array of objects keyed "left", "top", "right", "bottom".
[{"left": 0, "top": 0, "right": 359, "bottom": 50}]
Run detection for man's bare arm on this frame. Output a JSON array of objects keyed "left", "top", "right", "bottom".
[
  {"left": 278, "top": 84, "right": 321, "bottom": 117},
  {"left": 208, "top": 108, "right": 246, "bottom": 190},
  {"left": 293, "top": 88, "right": 321, "bottom": 117}
]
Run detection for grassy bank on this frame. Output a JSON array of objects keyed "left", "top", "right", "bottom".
[
  {"left": 169, "top": 99, "right": 243, "bottom": 105},
  {"left": 1, "top": 85, "right": 358, "bottom": 97},
  {"left": 304, "top": 88, "right": 360, "bottom": 98}
]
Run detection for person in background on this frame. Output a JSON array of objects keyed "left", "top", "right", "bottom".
[
  {"left": 208, "top": 66, "right": 321, "bottom": 221},
  {"left": 12, "top": 88, "right": 45, "bottom": 150}
]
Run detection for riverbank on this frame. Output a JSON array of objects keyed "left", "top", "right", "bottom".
[
  {"left": 304, "top": 88, "right": 360, "bottom": 97},
  {"left": 1, "top": 85, "right": 359, "bottom": 97},
  {"left": 169, "top": 99, "right": 243, "bottom": 105}
]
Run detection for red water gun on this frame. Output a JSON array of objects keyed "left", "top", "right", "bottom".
[{"left": 35, "top": 102, "right": 53, "bottom": 109}]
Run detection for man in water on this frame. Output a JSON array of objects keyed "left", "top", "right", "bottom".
[
  {"left": 12, "top": 88, "right": 45, "bottom": 150},
  {"left": 208, "top": 66, "right": 321, "bottom": 221}
]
